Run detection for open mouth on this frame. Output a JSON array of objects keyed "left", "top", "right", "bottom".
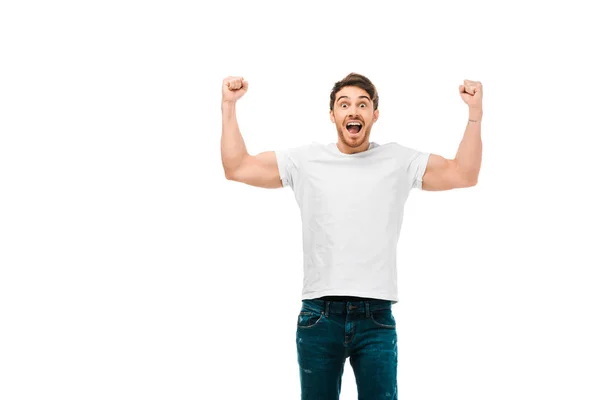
[{"left": 346, "top": 121, "right": 363, "bottom": 136}]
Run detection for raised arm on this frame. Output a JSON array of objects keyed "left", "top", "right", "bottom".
[
  {"left": 422, "top": 79, "right": 483, "bottom": 191},
  {"left": 221, "top": 76, "right": 283, "bottom": 189}
]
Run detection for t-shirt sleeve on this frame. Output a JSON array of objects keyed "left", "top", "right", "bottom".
[
  {"left": 275, "top": 144, "right": 307, "bottom": 190},
  {"left": 394, "top": 142, "right": 430, "bottom": 190},
  {"left": 274, "top": 149, "right": 293, "bottom": 188},
  {"left": 407, "top": 149, "right": 431, "bottom": 190}
]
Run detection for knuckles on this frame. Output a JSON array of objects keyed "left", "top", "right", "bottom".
[{"left": 223, "top": 77, "right": 245, "bottom": 90}]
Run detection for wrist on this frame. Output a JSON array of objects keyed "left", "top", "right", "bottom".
[
  {"left": 221, "top": 100, "right": 237, "bottom": 111},
  {"left": 468, "top": 107, "right": 483, "bottom": 121}
]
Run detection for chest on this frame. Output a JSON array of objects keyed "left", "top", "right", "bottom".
[{"left": 301, "top": 157, "right": 410, "bottom": 211}]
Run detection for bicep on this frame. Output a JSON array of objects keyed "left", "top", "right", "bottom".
[
  {"left": 226, "top": 151, "right": 283, "bottom": 189},
  {"left": 422, "top": 154, "right": 472, "bottom": 191}
]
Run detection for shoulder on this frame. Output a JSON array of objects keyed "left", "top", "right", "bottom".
[
  {"left": 276, "top": 142, "right": 315, "bottom": 156},
  {"left": 388, "top": 141, "right": 425, "bottom": 157},
  {"left": 388, "top": 142, "right": 431, "bottom": 171},
  {"left": 275, "top": 142, "right": 321, "bottom": 167}
]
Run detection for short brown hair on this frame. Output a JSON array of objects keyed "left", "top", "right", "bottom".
[{"left": 329, "top": 73, "right": 379, "bottom": 111}]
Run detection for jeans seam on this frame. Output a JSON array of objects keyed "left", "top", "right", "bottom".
[
  {"left": 370, "top": 313, "right": 396, "bottom": 329},
  {"left": 297, "top": 311, "right": 324, "bottom": 329}
]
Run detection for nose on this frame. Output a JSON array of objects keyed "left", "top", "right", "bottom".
[{"left": 348, "top": 107, "right": 360, "bottom": 117}]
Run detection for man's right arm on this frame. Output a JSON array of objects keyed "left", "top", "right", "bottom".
[
  {"left": 220, "top": 76, "right": 283, "bottom": 189},
  {"left": 225, "top": 150, "right": 283, "bottom": 189}
]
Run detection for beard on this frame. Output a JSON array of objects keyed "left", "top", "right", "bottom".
[{"left": 337, "top": 123, "right": 370, "bottom": 148}]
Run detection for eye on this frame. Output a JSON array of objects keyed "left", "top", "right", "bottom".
[
  {"left": 341, "top": 104, "right": 347, "bottom": 108},
  {"left": 360, "top": 103, "right": 366, "bottom": 108}
]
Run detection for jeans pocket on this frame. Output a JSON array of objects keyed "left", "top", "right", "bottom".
[
  {"left": 370, "top": 309, "right": 396, "bottom": 329},
  {"left": 297, "top": 309, "right": 324, "bottom": 329}
]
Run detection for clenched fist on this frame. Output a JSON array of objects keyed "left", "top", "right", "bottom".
[
  {"left": 222, "top": 76, "right": 248, "bottom": 104},
  {"left": 459, "top": 79, "right": 483, "bottom": 109}
]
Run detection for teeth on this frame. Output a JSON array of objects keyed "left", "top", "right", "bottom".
[{"left": 348, "top": 122, "right": 361, "bottom": 126}]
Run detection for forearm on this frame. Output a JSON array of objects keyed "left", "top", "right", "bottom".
[
  {"left": 221, "top": 101, "right": 249, "bottom": 176},
  {"left": 454, "top": 107, "right": 483, "bottom": 183}
]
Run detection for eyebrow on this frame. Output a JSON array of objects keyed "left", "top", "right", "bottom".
[{"left": 337, "top": 95, "right": 371, "bottom": 103}]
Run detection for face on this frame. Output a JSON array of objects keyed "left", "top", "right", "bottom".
[{"left": 330, "top": 86, "right": 379, "bottom": 152}]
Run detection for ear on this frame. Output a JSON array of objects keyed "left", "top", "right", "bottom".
[
  {"left": 330, "top": 110, "right": 335, "bottom": 123},
  {"left": 373, "top": 109, "right": 379, "bottom": 123}
]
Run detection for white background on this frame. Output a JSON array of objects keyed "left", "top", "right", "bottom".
[{"left": 1, "top": 0, "right": 599, "bottom": 399}]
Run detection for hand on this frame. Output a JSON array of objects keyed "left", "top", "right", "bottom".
[
  {"left": 222, "top": 76, "right": 248, "bottom": 104},
  {"left": 459, "top": 79, "right": 483, "bottom": 109}
]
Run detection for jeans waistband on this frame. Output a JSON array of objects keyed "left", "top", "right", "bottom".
[{"left": 301, "top": 298, "right": 392, "bottom": 318}]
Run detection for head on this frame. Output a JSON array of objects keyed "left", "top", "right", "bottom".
[{"left": 329, "top": 73, "right": 379, "bottom": 153}]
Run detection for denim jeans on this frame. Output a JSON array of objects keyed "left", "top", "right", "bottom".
[{"left": 296, "top": 298, "right": 398, "bottom": 400}]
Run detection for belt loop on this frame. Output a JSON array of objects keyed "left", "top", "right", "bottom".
[
  {"left": 325, "top": 301, "right": 330, "bottom": 317},
  {"left": 365, "top": 301, "right": 370, "bottom": 318}
]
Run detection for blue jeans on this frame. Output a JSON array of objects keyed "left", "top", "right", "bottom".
[{"left": 296, "top": 298, "right": 398, "bottom": 400}]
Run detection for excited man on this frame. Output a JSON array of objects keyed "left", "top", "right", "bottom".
[{"left": 221, "top": 72, "right": 483, "bottom": 399}]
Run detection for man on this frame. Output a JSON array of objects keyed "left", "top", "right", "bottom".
[{"left": 221, "top": 73, "right": 483, "bottom": 399}]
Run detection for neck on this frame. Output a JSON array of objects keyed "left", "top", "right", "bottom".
[{"left": 336, "top": 140, "right": 370, "bottom": 155}]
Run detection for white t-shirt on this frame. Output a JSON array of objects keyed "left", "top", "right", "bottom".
[{"left": 275, "top": 141, "right": 430, "bottom": 304}]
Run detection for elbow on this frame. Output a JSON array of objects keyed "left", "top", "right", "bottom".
[
  {"left": 464, "top": 173, "right": 478, "bottom": 187},
  {"left": 457, "top": 169, "right": 478, "bottom": 188},
  {"left": 223, "top": 160, "right": 242, "bottom": 181},
  {"left": 453, "top": 161, "right": 479, "bottom": 188},
  {"left": 224, "top": 167, "right": 236, "bottom": 181},
  {"left": 223, "top": 154, "right": 250, "bottom": 181},
  {"left": 225, "top": 171, "right": 237, "bottom": 181}
]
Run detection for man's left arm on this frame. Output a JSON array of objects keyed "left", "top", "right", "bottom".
[{"left": 422, "top": 80, "right": 483, "bottom": 191}]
